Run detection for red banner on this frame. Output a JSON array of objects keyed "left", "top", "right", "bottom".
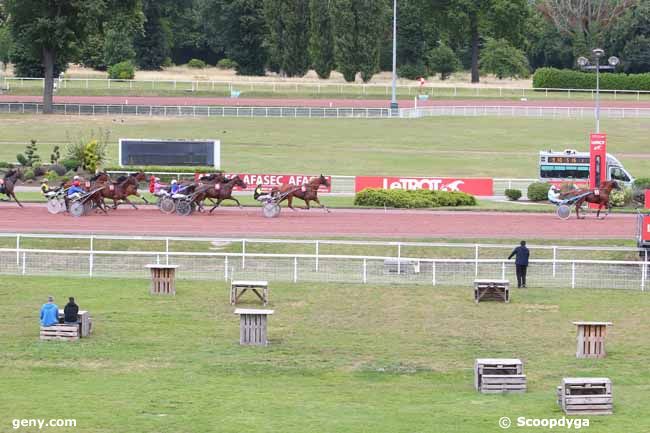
[
  {"left": 645, "top": 190, "right": 650, "bottom": 210},
  {"left": 642, "top": 216, "right": 650, "bottom": 242},
  {"left": 589, "top": 133, "right": 607, "bottom": 189},
  {"left": 222, "top": 173, "right": 332, "bottom": 192},
  {"left": 354, "top": 176, "right": 493, "bottom": 196}
]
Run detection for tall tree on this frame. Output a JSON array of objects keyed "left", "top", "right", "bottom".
[
  {"left": 221, "top": 0, "right": 267, "bottom": 75},
  {"left": 309, "top": 0, "right": 334, "bottom": 78},
  {"left": 134, "top": 0, "right": 170, "bottom": 70},
  {"left": 332, "top": 0, "right": 357, "bottom": 81}
]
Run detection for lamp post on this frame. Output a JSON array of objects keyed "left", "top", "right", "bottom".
[
  {"left": 390, "top": 0, "right": 398, "bottom": 111},
  {"left": 577, "top": 49, "right": 620, "bottom": 133}
]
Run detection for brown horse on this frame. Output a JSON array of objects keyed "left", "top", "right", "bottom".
[
  {"left": 0, "top": 169, "right": 23, "bottom": 207},
  {"left": 191, "top": 176, "right": 247, "bottom": 212},
  {"left": 271, "top": 174, "right": 330, "bottom": 212},
  {"left": 573, "top": 180, "right": 620, "bottom": 219},
  {"left": 100, "top": 171, "right": 148, "bottom": 209}
]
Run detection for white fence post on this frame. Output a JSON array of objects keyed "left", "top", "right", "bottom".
[
  {"left": 293, "top": 257, "right": 298, "bottom": 283},
  {"left": 315, "top": 240, "right": 319, "bottom": 271},
  {"left": 432, "top": 261, "right": 436, "bottom": 286},
  {"left": 553, "top": 247, "right": 557, "bottom": 277},
  {"left": 21, "top": 252, "right": 26, "bottom": 275},
  {"left": 474, "top": 245, "right": 479, "bottom": 277},
  {"left": 165, "top": 238, "right": 170, "bottom": 265},
  {"left": 224, "top": 256, "right": 229, "bottom": 281},
  {"left": 363, "top": 259, "right": 367, "bottom": 284},
  {"left": 89, "top": 252, "right": 94, "bottom": 277},
  {"left": 397, "top": 243, "right": 401, "bottom": 274},
  {"left": 242, "top": 239, "right": 246, "bottom": 269},
  {"left": 16, "top": 234, "right": 20, "bottom": 266},
  {"left": 571, "top": 262, "right": 576, "bottom": 288},
  {"left": 501, "top": 261, "right": 506, "bottom": 280}
]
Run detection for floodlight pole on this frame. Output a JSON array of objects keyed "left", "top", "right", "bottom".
[
  {"left": 390, "top": 0, "right": 398, "bottom": 111},
  {"left": 595, "top": 55, "right": 601, "bottom": 133}
]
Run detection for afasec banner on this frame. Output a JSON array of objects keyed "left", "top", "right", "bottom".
[
  {"left": 355, "top": 176, "right": 493, "bottom": 196},
  {"left": 222, "top": 173, "right": 332, "bottom": 192}
]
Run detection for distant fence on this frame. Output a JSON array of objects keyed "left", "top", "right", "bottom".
[
  {"left": 3, "top": 102, "right": 650, "bottom": 120},
  {"left": 0, "top": 247, "right": 647, "bottom": 291},
  {"left": 4, "top": 76, "right": 650, "bottom": 100}
]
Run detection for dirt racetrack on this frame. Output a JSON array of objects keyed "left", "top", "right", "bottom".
[{"left": 0, "top": 204, "right": 636, "bottom": 239}]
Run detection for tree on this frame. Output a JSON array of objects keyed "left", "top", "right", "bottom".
[
  {"left": 604, "top": 1, "right": 650, "bottom": 73},
  {"left": 480, "top": 38, "right": 530, "bottom": 79},
  {"left": 309, "top": 0, "right": 334, "bottom": 78},
  {"left": 332, "top": 0, "right": 357, "bottom": 81},
  {"left": 134, "top": 0, "right": 170, "bottom": 70},
  {"left": 220, "top": 0, "right": 267, "bottom": 75},
  {"left": 537, "top": 0, "right": 636, "bottom": 56},
  {"left": 0, "top": 24, "right": 11, "bottom": 68},
  {"left": 427, "top": 43, "right": 461, "bottom": 80},
  {"left": 265, "top": 0, "right": 310, "bottom": 77},
  {"left": 396, "top": 0, "right": 429, "bottom": 79}
]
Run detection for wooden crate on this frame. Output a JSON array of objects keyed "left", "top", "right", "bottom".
[
  {"left": 474, "top": 279, "right": 510, "bottom": 303},
  {"left": 146, "top": 264, "right": 178, "bottom": 296},
  {"left": 559, "top": 378, "right": 612, "bottom": 415},
  {"left": 474, "top": 358, "right": 526, "bottom": 393},
  {"left": 573, "top": 322, "right": 612, "bottom": 358},
  {"left": 230, "top": 280, "right": 269, "bottom": 306},
  {"left": 40, "top": 324, "right": 80, "bottom": 341},
  {"left": 234, "top": 309, "right": 274, "bottom": 346}
]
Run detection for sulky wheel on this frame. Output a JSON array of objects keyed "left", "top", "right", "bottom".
[
  {"left": 263, "top": 202, "right": 281, "bottom": 218},
  {"left": 556, "top": 204, "right": 571, "bottom": 220},
  {"left": 159, "top": 197, "right": 176, "bottom": 214},
  {"left": 176, "top": 200, "right": 193, "bottom": 216},
  {"left": 47, "top": 199, "right": 63, "bottom": 214},
  {"left": 69, "top": 201, "right": 86, "bottom": 217}
]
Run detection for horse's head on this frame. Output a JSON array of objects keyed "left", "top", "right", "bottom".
[
  {"left": 317, "top": 174, "right": 329, "bottom": 188},
  {"left": 133, "top": 171, "right": 147, "bottom": 182},
  {"left": 90, "top": 171, "right": 109, "bottom": 182},
  {"left": 231, "top": 175, "right": 247, "bottom": 189},
  {"left": 602, "top": 180, "right": 620, "bottom": 192}
]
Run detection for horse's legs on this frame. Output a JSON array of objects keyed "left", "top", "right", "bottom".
[
  {"left": 10, "top": 192, "right": 23, "bottom": 208},
  {"left": 303, "top": 199, "right": 311, "bottom": 210},
  {"left": 313, "top": 197, "right": 330, "bottom": 213},
  {"left": 596, "top": 203, "right": 603, "bottom": 219},
  {"left": 575, "top": 199, "right": 585, "bottom": 219},
  {"left": 287, "top": 196, "right": 297, "bottom": 211},
  {"left": 209, "top": 199, "right": 223, "bottom": 213}
]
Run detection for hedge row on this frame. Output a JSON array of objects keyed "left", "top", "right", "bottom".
[
  {"left": 354, "top": 188, "right": 477, "bottom": 208},
  {"left": 533, "top": 67, "right": 650, "bottom": 91}
]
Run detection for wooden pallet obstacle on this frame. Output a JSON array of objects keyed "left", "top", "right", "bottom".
[
  {"left": 573, "top": 321, "right": 612, "bottom": 358},
  {"left": 474, "top": 358, "right": 526, "bottom": 393},
  {"left": 57, "top": 309, "right": 93, "bottom": 338},
  {"left": 234, "top": 308, "right": 274, "bottom": 346},
  {"left": 145, "top": 264, "right": 179, "bottom": 296},
  {"left": 40, "top": 324, "right": 80, "bottom": 341},
  {"left": 558, "top": 378, "right": 613, "bottom": 415},
  {"left": 230, "top": 280, "right": 269, "bottom": 306},
  {"left": 473, "top": 279, "right": 510, "bottom": 303}
]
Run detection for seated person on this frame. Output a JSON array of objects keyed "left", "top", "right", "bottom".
[
  {"left": 170, "top": 179, "right": 180, "bottom": 195},
  {"left": 67, "top": 178, "right": 84, "bottom": 198},
  {"left": 40, "top": 296, "right": 59, "bottom": 327},
  {"left": 40, "top": 179, "right": 51, "bottom": 195},
  {"left": 63, "top": 297, "right": 79, "bottom": 325},
  {"left": 153, "top": 177, "right": 168, "bottom": 195},
  {"left": 547, "top": 185, "right": 562, "bottom": 204}
]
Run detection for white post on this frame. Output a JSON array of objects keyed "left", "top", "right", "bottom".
[
  {"left": 315, "top": 240, "right": 319, "bottom": 271},
  {"left": 474, "top": 245, "right": 479, "bottom": 277},
  {"left": 242, "top": 239, "right": 246, "bottom": 269},
  {"left": 22, "top": 252, "right": 26, "bottom": 275},
  {"left": 89, "top": 253, "right": 94, "bottom": 277},
  {"left": 16, "top": 234, "right": 20, "bottom": 265},
  {"left": 642, "top": 262, "right": 646, "bottom": 291},
  {"left": 293, "top": 257, "right": 298, "bottom": 283},
  {"left": 225, "top": 256, "right": 229, "bottom": 281},
  {"left": 363, "top": 259, "right": 367, "bottom": 284},
  {"left": 501, "top": 261, "right": 506, "bottom": 280},
  {"left": 432, "top": 261, "right": 436, "bottom": 286},
  {"left": 553, "top": 247, "right": 557, "bottom": 277},
  {"left": 156, "top": 254, "right": 160, "bottom": 264},
  {"left": 397, "top": 243, "right": 401, "bottom": 274},
  {"left": 165, "top": 238, "right": 170, "bottom": 265},
  {"left": 571, "top": 262, "right": 576, "bottom": 289}
]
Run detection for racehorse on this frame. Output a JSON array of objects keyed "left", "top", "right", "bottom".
[
  {"left": 0, "top": 169, "right": 23, "bottom": 207},
  {"left": 191, "top": 176, "right": 247, "bottom": 212},
  {"left": 573, "top": 180, "right": 620, "bottom": 219},
  {"left": 100, "top": 171, "right": 148, "bottom": 209},
  {"left": 271, "top": 174, "right": 330, "bottom": 212}
]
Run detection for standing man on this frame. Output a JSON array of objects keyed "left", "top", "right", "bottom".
[{"left": 508, "top": 240, "right": 530, "bottom": 288}]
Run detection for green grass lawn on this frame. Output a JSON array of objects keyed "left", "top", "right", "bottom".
[
  {"left": 1, "top": 115, "right": 649, "bottom": 178},
  {"left": 1, "top": 275, "right": 649, "bottom": 433}
]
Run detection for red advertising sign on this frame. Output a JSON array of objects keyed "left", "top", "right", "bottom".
[
  {"left": 354, "top": 176, "right": 493, "bottom": 196},
  {"left": 642, "top": 215, "right": 650, "bottom": 242},
  {"left": 222, "top": 173, "right": 332, "bottom": 192},
  {"left": 589, "top": 133, "right": 607, "bottom": 189},
  {"left": 645, "top": 190, "right": 650, "bottom": 209}
]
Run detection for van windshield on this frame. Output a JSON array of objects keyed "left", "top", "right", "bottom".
[{"left": 610, "top": 167, "right": 630, "bottom": 182}]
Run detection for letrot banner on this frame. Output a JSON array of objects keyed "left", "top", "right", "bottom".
[
  {"left": 354, "top": 176, "right": 494, "bottom": 196},
  {"left": 220, "top": 173, "right": 332, "bottom": 192}
]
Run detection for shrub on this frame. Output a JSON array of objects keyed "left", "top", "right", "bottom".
[
  {"left": 23, "top": 168, "right": 35, "bottom": 180},
  {"left": 217, "top": 58, "right": 238, "bottom": 70},
  {"left": 32, "top": 162, "right": 46, "bottom": 177},
  {"left": 427, "top": 44, "right": 460, "bottom": 80},
  {"left": 50, "top": 145, "right": 61, "bottom": 164},
  {"left": 108, "top": 61, "right": 135, "bottom": 80},
  {"left": 44, "top": 170, "right": 62, "bottom": 182},
  {"left": 162, "top": 57, "right": 174, "bottom": 68},
  {"left": 65, "top": 129, "right": 109, "bottom": 172},
  {"left": 61, "top": 159, "right": 81, "bottom": 172},
  {"left": 527, "top": 182, "right": 551, "bottom": 201},
  {"left": 16, "top": 153, "right": 28, "bottom": 166},
  {"left": 354, "top": 188, "right": 476, "bottom": 208},
  {"left": 397, "top": 63, "right": 427, "bottom": 80},
  {"left": 0, "top": 161, "right": 12, "bottom": 169},
  {"left": 505, "top": 189, "right": 522, "bottom": 201},
  {"left": 480, "top": 39, "right": 530, "bottom": 79},
  {"left": 631, "top": 177, "right": 650, "bottom": 204},
  {"left": 187, "top": 58, "right": 206, "bottom": 69},
  {"left": 50, "top": 163, "right": 67, "bottom": 176},
  {"left": 609, "top": 189, "right": 627, "bottom": 207},
  {"left": 533, "top": 67, "right": 650, "bottom": 91}
]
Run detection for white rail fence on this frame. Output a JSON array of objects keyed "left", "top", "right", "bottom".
[
  {"left": 3, "top": 76, "right": 650, "bottom": 100},
  {"left": 0, "top": 247, "right": 647, "bottom": 291},
  {"left": 401, "top": 106, "right": 650, "bottom": 119}
]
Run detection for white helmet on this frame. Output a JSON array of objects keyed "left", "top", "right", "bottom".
[
  {"left": 73, "top": 175, "right": 80, "bottom": 180},
  {"left": 155, "top": 177, "right": 160, "bottom": 182},
  {"left": 171, "top": 179, "right": 177, "bottom": 184}
]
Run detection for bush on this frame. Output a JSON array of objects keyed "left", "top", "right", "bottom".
[
  {"left": 187, "top": 58, "right": 206, "bottom": 69},
  {"left": 61, "top": 159, "right": 81, "bottom": 172},
  {"left": 32, "top": 162, "right": 46, "bottom": 177},
  {"left": 631, "top": 177, "right": 650, "bottom": 204},
  {"left": 527, "top": 182, "right": 551, "bottom": 201},
  {"left": 505, "top": 189, "right": 522, "bottom": 201},
  {"left": 533, "top": 67, "right": 650, "bottom": 91},
  {"left": 354, "top": 188, "right": 476, "bottom": 208},
  {"left": 397, "top": 63, "right": 427, "bottom": 80},
  {"left": 16, "top": 154, "right": 28, "bottom": 166},
  {"left": 610, "top": 189, "right": 627, "bottom": 207},
  {"left": 108, "top": 61, "right": 135, "bottom": 80},
  {"left": 65, "top": 129, "right": 109, "bottom": 172},
  {"left": 0, "top": 161, "right": 13, "bottom": 169},
  {"left": 23, "top": 168, "right": 35, "bottom": 180},
  {"left": 44, "top": 170, "right": 62, "bottom": 182},
  {"left": 162, "top": 57, "right": 174, "bottom": 68},
  {"left": 427, "top": 44, "right": 460, "bottom": 80},
  {"left": 50, "top": 145, "right": 61, "bottom": 164},
  {"left": 480, "top": 39, "right": 530, "bottom": 79},
  {"left": 50, "top": 164, "right": 66, "bottom": 176},
  {"left": 217, "top": 58, "right": 238, "bottom": 70}
]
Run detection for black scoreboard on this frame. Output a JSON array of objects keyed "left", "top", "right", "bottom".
[{"left": 119, "top": 139, "right": 220, "bottom": 168}]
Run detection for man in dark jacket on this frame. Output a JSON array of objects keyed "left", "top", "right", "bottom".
[
  {"left": 508, "top": 240, "right": 530, "bottom": 288},
  {"left": 63, "top": 297, "right": 79, "bottom": 324}
]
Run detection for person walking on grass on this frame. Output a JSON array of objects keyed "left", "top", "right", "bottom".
[{"left": 508, "top": 240, "right": 529, "bottom": 288}]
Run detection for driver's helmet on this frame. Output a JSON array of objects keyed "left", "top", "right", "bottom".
[
  {"left": 171, "top": 179, "right": 178, "bottom": 184},
  {"left": 155, "top": 177, "right": 160, "bottom": 182},
  {"left": 42, "top": 179, "right": 48, "bottom": 184},
  {"left": 73, "top": 175, "right": 80, "bottom": 181}
]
